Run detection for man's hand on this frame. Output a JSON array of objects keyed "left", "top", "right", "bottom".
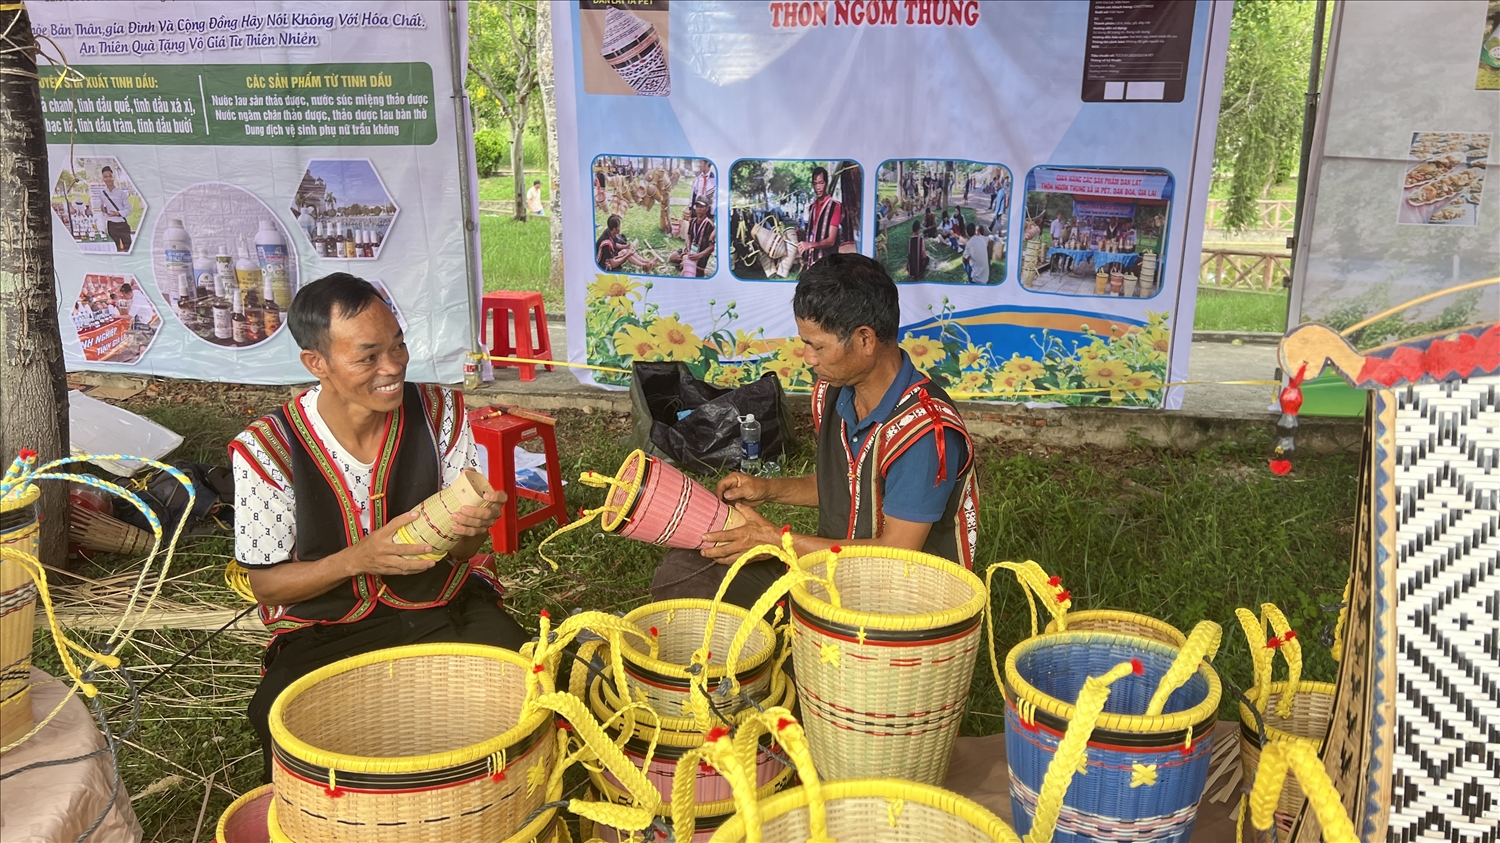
[
  {"left": 449, "top": 490, "right": 506, "bottom": 537},
  {"left": 716, "top": 472, "right": 773, "bottom": 506},
  {"left": 700, "top": 504, "right": 783, "bottom": 562},
  {"left": 348, "top": 512, "right": 441, "bottom": 576}
]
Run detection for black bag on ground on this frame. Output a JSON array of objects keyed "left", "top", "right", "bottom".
[
  {"left": 114, "top": 460, "right": 235, "bottom": 535},
  {"left": 627, "top": 362, "right": 796, "bottom": 475}
]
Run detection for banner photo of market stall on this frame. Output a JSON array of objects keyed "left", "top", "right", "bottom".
[
  {"left": 32, "top": 1, "right": 481, "bottom": 384},
  {"left": 555, "top": 1, "right": 1231, "bottom": 408}
]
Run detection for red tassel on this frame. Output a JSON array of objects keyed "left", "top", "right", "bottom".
[
  {"left": 18, "top": 449, "right": 37, "bottom": 460},
  {"left": 829, "top": 544, "right": 841, "bottom": 554},
  {"left": 649, "top": 626, "right": 659, "bottom": 637},
  {"left": 491, "top": 771, "right": 506, "bottom": 783},
  {"left": 776, "top": 717, "right": 794, "bottom": 732},
  {"left": 1131, "top": 658, "right": 1144, "bottom": 675},
  {"left": 1269, "top": 459, "right": 1292, "bottom": 476},
  {"left": 324, "top": 787, "right": 343, "bottom": 798},
  {"left": 706, "top": 726, "right": 730, "bottom": 742},
  {"left": 538, "top": 609, "right": 550, "bottom": 619},
  {"left": 532, "top": 664, "right": 546, "bottom": 674},
  {"left": 1055, "top": 590, "right": 1071, "bottom": 603},
  {"left": 1267, "top": 636, "right": 1283, "bottom": 649},
  {"left": 1047, "top": 576, "right": 1061, "bottom": 586},
  {"left": 781, "top": 525, "right": 791, "bottom": 534},
  {"left": 699, "top": 761, "right": 715, "bottom": 774},
  {"left": 557, "top": 719, "right": 573, "bottom": 731},
  {"left": 1283, "top": 630, "right": 1297, "bottom": 641}
]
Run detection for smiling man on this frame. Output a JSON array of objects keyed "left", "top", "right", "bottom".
[
  {"left": 650, "top": 254, "right": 978, "bottom": 608},
  {"left": 230, "top": 273, "right": 528, "bottom": 782}
]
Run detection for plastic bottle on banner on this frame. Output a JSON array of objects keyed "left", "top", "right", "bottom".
[
  {"left": 246, "top": 291, "right": 265, "bottom": 344},
  {"left": 174, "top": 270, "right": 195, "bottom": 327},
  {"left": 162, "top": 219, "right": 194, "bottom": 295},
  {"left": 255, "top": 219, "right": 292, "bottom": 306},
  {"left": 212, "top": 293, "right": 233, "bottom": 343},
  {"left": 231, "top": 289, "right": 248, "bottom": 346},
  {"left": 235, "top": 237, "right": 262, "bottom": 296},
  {"left": 214, "top": 244, "right": 234, "bottom": 297},
  {"left": 193, "top": 246, "right": 216, "bottom": 297}
]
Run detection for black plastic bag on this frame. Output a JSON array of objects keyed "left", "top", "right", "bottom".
[
  {"left": 115, "top": 460, "right": 235, "bottom": 535},
  {"left": 627, "top": 362, "right": 796, "bottom": 475}
]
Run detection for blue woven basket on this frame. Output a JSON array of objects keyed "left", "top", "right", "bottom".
[{"left": 1004, "top": 632, "right": 1221, "bottom": 843}]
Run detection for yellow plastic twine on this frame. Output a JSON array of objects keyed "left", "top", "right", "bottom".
[
  {"left": 1024, "top": 659, "right": 1140, "bottom": 843},
  {"left": 1249, "top": 741, "right": 1357, "bottom": 843},
  {"left": 1331, "top": 577, "right": 1351, "bottom": 663},
  {"left": 533, "top": 459, "right": 643, "bottom": 571},
  {"left": 0, "top": 451, "right": 194, "bottom": 753},
  {"left": 224, "top": 560, "right": 257, "bottom": 603},
  {"left": 1237, "top": 602, "right": 1304, "bottom": 720},
  {"left": 1144, "top": 620, "right": 1222, "bottom": 717},
  {"left": 0, "top": 546, "right": 120, "bottom": 697},
  {"left": 983, "top": 560, "right": 1072, "bottom": 697}
]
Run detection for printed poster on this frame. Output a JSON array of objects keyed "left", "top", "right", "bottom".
[
  {"left": 30, "top": 1, "right": 479, "bottom": 384},
  {"left": 556, "top": 1, "right": 1232, "bottom": 408}
]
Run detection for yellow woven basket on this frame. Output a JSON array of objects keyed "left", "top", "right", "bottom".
[
  {"left": 993, "top": 560, "right": 1188, "bottom": 647},
  {"left": 615, "top": 599, "right": 778, "bottom": 718},
  {"left": 0, "top": 483, "right": 41, "bottom": 750},
  {"left": 1234, "top": 603, "right": 1336, "bottom": 836},
  {"left": 216, "top": 784, "right": 273, "bottom": 843},
  {"left": 787, "top": 546, "right": 987, "bottom": 784}
]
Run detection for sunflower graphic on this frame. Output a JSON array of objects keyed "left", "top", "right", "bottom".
[
  {"left": 612, "top": 324, "right": 659, "bottom": 363},
  {"left": 1001, "top": 355, "right": 1043, "bottom": 380},
  {"left": 587, "top": 274, "right": 643, "bottom": 312},
  {"left": 1082, "top": 358, "right": 1128, "bottom": 387},
  {"left": 900, "top": 333, "right": 947, "bottom": 371},
  {"left": 647, "top": 316, "right": 703, "bottom": 362}
]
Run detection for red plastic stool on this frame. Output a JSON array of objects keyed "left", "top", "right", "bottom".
[
  {"left": 469, "top": 406, "right": 571, "bottom": 553},
  {"left": 480, "top": 291, "right": 554, "bottom": 382}
]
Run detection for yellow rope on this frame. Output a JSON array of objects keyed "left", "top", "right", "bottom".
[
  {"left": 1331, "top": 577, "right": 1351, "bottom": 663},
  {"left": 224, "top": 561, "right": 257, "bottom": 603},
  {"left": 1, "top": 547, "right": 120, "bottom": 698},
  {"left": 1249, "top": 741, "right": 1357, "bottom": 843},
  {"left": 1259, "top": 603, "right": 1303, "bottom": 719},
  {"left": 1235, "top": 607, "right": 1275, "bottom": 717},
  {"left": 1145, "top": 621, "right": 1222, "bottom": 716}
]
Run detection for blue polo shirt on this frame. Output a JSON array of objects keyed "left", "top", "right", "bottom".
[{"left": 835, "top": 352, "right": 968, "bottom": 523}]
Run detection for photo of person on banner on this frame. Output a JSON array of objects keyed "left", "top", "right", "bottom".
[
  {"left": 592, "top": 155, "right": 717, "bottom": 276},
  {"left": 1019, "top": 166, "right": 1172, "bottom": 298},
  {"left": 669, "top": 198, "right": 715, "bottom": 277},
  {"left": 729, "top": 159, "right": 861, "bottom": 281},
  {"left": 69, "top": 273, "right": 161, "bottom": 365},
  {"left": 50, "top": 156, "right": 147, "bottom": 255},
  {"left": 877, "top": 160, "right": 1010, "bottom": 285}
]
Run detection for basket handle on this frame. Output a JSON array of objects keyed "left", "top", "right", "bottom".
[
  {"left": 530, "top": 690, "right": 663, "bottom": 829},
  {"left": 672, "top": 706, "right": 828, "bottom": 843},
  {"left": 986, "top": 561, "right": 1071, "bottom": 639},
  {"left": 530, "top": 610, "right": 651, "bottom": 708},
  {"left": 1144, "top": 620, "right": 1222, "bottom": 717},
  {"left": 1237, "top": 603, "right": 1304, "bottom": 719},
  {"left": 0, "top": 547, "right": 121, "bottom": 701},
  {"left": 1249, "top": 741, "right": 1357, "bottom": 843},
  {"left": 1024, "top": 659, "right": 1140, "bottom": 843}
]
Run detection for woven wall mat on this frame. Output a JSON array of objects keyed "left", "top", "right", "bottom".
[{"left": 944, "top": 721, "right": 1241, "bottom": 842}]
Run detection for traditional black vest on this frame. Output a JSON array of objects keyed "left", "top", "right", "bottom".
[
  {"left": 812, "top": 376, "right": 978, "bottom": 568},
  {"left": 234, "top": 384, "right": 474, "bottom": 635}
]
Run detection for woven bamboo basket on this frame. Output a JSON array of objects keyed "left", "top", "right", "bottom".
[
  {"left": 992, "top": 561, "right": 1188, "bottom": 648},
  {"left": 68, "top": 505, "right": 155, "bottom": 555},
  {"left": 268, "top": 643, "right": 556, "bottom": 842},
  {"left": 686, "top": 699, "right": 1137, "bottom": 843},
  {"left": 216, "top": 785, "right": 273, "bottom": 843},
  {"left": 788, "top": 547, "right": 987, "bottom": 784},
  {"left": 268, "top": 798, "right": 572, "bottom": 843},
  {"left": 394, "top": 468, "right": 492, "bottom": 560},
  {"left": 1233, "top": 604, "right": 1335, "bottom": 837},
  {"left": 1002, "top": 625, "right": 1223, "bottom": 843},
  {"left": 615, "top": 600, "right": 779, "bottom": 717},
  {"left": 0, "top": 483, "right": 41, "bottom": 750}
]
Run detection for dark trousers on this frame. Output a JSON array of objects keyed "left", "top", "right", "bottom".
[
  {"left": 247, "top": 579, "right": 529, "bottom": 783},
  {"left": 650, "top": 549, "right": 789, "bottom": 616},
  {"left": 107, "top": 220, "right": 132, "bottom": 252}
]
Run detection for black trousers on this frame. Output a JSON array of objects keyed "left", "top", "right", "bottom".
[
  {"left": 247, "top": 579, "right": 530, "bottom": 783},
  {"left": 107, "top": 220, "right": 132, "bottom": 252},
  {"left": 650, "top": 549, "right": 788, "bottom": 616}
]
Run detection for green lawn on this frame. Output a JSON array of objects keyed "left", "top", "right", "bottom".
[
  {"left": 1194, "top": 287, "right": 1290, "bottom": 333},
  {"left": 39, "top": 382, "right": 1356, "bottom": 841},
  {"left": 881, "top": 216, "right": 1006, "bottom": 285},
  {"left": 478, "top": 176, "right": 561, "bottom": 312}
]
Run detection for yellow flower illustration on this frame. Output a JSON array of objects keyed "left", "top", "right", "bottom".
[
  {"left": 647, "top": 316, "right": 703, "bottom": 362},
  {"left": 1076, "top": 342, "right": 1108, "bottom": 364},
  {"left": 767, "top": 359, "right": 811, "bottom": 386},
  {"left": 707, "top": 364, "right": 746, "bottom": 387},
  {"left": 588, "top": 274, "right": 643, "bottom": 311},
  {"left": 958, "top": 342, "right": 989, "bottom": 370},
  {"left": 1116, "top": 370, "right": 1163, "bottom": 399},
  {"left": 1145, "top": 325, "right": 1170, "bottom": 355},
  {"left": 767, "top": 335, "right": 809, "bottom": 362},
  {"left": 1082, "top": 357, "right": 1129, "bottom": 387},
  {"left": 956, "top": 371, "right": 990, "bottom": 394},
  {"left": 720, "top": 329, "right": 771, "bottom": 359},
  {"left": 992, "top": 372, "right": 1035, "bottom": 393},
  {"left": 900, "top": 333, "right": 947, "bottom": 371},
  {"left": 612, "top": 324, "right": 660, "bottom": 363},
  {"left": 1001, "top": 355, "right": 1043, "bottom": 379}
]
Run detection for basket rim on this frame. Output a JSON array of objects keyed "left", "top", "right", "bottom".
[
  {"left": 588, "top": 671, "right": 793, "bottom": 742},
  {"left": 0, "top": 483, "right": 40, "bottom": 514},
  {"left": 590, "top": 758, "right": 794, "bottom": 819},
  {"left": 268, "top": 642, "right": 550, "bottom": 774},
  {"left": 599, "top": 449, "right": 649, "bottom": 533},
  {"left": 708, "top": 778, "right": 1020, "bottom": 843},
  {"left": 789, "top": 547, "right": 987, "bottom": 631},
  {"left": 216, "top": 784, "right": 273, "bottom": 843},
  {"left": 1004, "top": 631, "right": 1223, "bottom": 734},
  {"left": 1043, "top": 609, "right": 1187, "bottom": 644},
  {"left": 619, "top": 599, "right": 775, "bottom": 681},
  {"left": 267, "top": 791, "right": 561, "bottom": 843},
  {"left": 1238, "top": 680, "right": 1337, "bottom": 743}
]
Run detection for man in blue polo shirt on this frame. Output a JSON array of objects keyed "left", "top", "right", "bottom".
[{"left": 649, "top": 253, "right": 978, "bottom": 608}]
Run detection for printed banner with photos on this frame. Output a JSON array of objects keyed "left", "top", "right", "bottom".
[
  {"left": 555, "top": 1, "right": 1232, "bottom": 408},
  {"left": 1290, "top": 1, "right": 1500, "bottom": 335},
  {"left": 31, "top": 1, "right": 479, "bottom": 384}
]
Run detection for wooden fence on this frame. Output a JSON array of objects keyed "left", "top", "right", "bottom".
[
  {"left": 1199, "top": 249, "right": 1291, "bottom": 292},
  {"left": 1204, "top": 199, "right": 1296, "bottom": 233}
]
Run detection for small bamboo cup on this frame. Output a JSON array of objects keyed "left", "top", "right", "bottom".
[{"left": 395, "top": 469, "right": 493, "bottom": 560}]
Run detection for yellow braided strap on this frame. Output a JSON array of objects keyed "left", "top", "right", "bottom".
[
  {"left": 531, "top": 691, "right": 662, "bottom": 820},
  {"left": 1249, "top": 741, "right": 1357, "bottom": 843},
  {"left": 988, "top": 561, "right": 1071, "bottom": 638},
  {"left": 0, "top": 547, "right": 120, "bottom": 698},
  {"left": 1024, "top": 660, "right": 1139, "bottom": 843},
  {"left": 533, "top": 452, "right": 649, "bottom": 570},
  {"left": 1144, "top": 621, "right": 1222, "bottom": 716},
  {"left": 225, "top": 561, "right": 257, "bottom": 603},
  {"left": 687, "top": 707, "right": 830, "bottom": 843},
  {"left": 1331, "top": 577, "right": 1351, "bottom": 663},
  {"left": 1235, "top": 607, "right": 1276, "bottom": 718},
  {"left": 1259, "top": 603, "right": 1303, "bottom": 719},
  {"left": 699, "top": 530, "right": 800, "bottom": 684}
]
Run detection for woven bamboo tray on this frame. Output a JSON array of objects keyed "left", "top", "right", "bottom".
[
  {"left": 268, "top": 643, "right": 555, "bottom": 842},
  {"left": 789, "top": 547, "right": 987, "bottom": 784},
  {"left": 0, "top": 483, "right": 41, "bottom": 750}
]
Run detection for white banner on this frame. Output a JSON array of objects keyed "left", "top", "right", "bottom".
[
  {"left": 31, "top": 0, "right": 480, "bottom": 384},
  {"left": 555, "top": 1, "right": 1230, "bottom": 409}
]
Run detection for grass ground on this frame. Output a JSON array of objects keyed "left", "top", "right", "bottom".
[
  {"left": 880, "top": 216, "right": 1007, "bottom": 286},
  {"left": 1194, "top": 287, "right": 1290, "bottom": 333},
  {"left": 478, "top": 176, "right": 562, "bottom": 312},
  {"left": 33, "top": 381, "right": 1357, "bottom": 841}
]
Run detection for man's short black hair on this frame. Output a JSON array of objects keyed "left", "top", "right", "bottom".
[
  {"left": 792, "top": 253, "right": 899, "bottom": 345},
  {"left": 811, "top": 165, "right": 829, "bottom": 185},
  {"left": 288, "top": 272, "right": 385, "bottom": 354},
  {"left": 100, "top": 165, "right": 114, "bottom": 175},
  {"left": 118, "top": 283, "right": 132, "bottom": 294},
  {"left": 607, "top": 213, "right": 622, "bottom": 231}
]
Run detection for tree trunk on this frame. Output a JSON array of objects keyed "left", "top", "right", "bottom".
[
  {"left": 1, "top": 4, "right": 71, "bottom": 570},
  {"left": 535, "top": 0, "right": 564, "bottom": 291},
  {"left": 510, "top": 97, "right": 528, "bottom": 222}
]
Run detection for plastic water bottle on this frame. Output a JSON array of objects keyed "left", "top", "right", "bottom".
[{"left": 739, "top": 413, "right": 762, "bottom": 476}]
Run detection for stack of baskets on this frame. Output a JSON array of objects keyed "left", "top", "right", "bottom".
[
  {"left": 574, "top": 599, "right": 795, "bottom": 842},
  {"left": 0, "top": 482, "right": 40, "bottom": 749},
  {"left": 1022, "top": 239, "right": 1042, "bottom": 287},
  {"left": 1140, "top": 251, "right": 1159, "bottom": 296}
]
